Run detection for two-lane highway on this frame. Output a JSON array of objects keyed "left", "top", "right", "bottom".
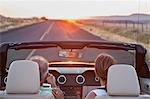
[
  {"left": 43, "top": 21, "right": 104, "bottom": 41},
  {"left": 0, "top": 20, "right": 104, "bottom": 43}
]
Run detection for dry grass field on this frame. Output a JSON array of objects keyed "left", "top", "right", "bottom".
[
  {"left": 76, "top": 22, "right": 150, "bottom": 61},
  {"left": 0, "top": 17, "right": 43, "bottom": 33}
]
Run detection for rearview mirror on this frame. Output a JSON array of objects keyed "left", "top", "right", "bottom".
[{"left": 59, "top": 50, "right": 82, "bottom": 58}]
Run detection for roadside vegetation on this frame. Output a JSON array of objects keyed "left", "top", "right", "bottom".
[
  {"left": 0, "top": 15, "right": 46, "bottom": 32},
  {"left": 76, "top": 21, "right": 150, "bottom": 61},
  {"left": 86, "top": 23, "right": 150, "bottom": 44}
]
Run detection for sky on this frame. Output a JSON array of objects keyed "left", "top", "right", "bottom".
[{"left": 0, "top": 0, "right": 150, "bottom": 19}]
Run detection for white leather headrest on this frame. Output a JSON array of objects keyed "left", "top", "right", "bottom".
[
  {"left": 6, "top": 60, "right": 40, "bottom": 94},
  {"left": 107, "top": 64, "right": 140, "bottom": 96}
]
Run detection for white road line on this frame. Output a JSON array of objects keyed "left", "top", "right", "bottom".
[{"left": 26, "top": 22, "right": 54, "bottom": 59}]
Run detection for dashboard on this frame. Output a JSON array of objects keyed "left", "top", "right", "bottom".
[{"left": 48, "top": 64, "right": 101, "bottom": 99}]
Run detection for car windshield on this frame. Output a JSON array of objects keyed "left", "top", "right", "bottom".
[{"left": 6, "top": 45, "right": 135, "bottom": 68}]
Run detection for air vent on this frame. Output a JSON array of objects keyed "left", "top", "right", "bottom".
[
  {"left": 76, "top": 75, "right": 85, "bottom": 84},
  {"left": 57, "top": 75, "right": 67, "bottom": 84}
]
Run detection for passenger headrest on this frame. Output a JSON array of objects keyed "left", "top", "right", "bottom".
[
  {"left": 107, "top": 64, "right": 140, "bottom": 96},
  {"left": 6, "top": 60, "right": 40, "bottom": 94}
]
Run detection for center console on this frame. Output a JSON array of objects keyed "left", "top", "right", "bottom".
[{"left": 60, "top": 86, "right": 82, "bottom": 99}]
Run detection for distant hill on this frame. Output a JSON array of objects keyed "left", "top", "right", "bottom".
[
  {"left": 0, "top": 14, "right": 16, "bottom": 21},
  {"left": 0, "top": 15, "right": 5, "bottom": 18},
  {"left": 0, "top": 14, "right": 8, "bottom": 21},
  {"left": 88, "top": 14, "right": 150, "bottom": 23},
  {"left": 0, "top": 14, "right": 21, "bottom": 22}
]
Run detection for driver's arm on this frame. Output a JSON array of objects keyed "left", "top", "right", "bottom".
[
  {"left": 46, "top": 74, "right": 64, "bottom": 99},
  {"left": 46, "top": 73, "right": 57, "bottom": 88}
]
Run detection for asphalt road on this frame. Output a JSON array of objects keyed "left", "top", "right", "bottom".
[
  {"left": 0, "top": 20, "right": 103, "bottom": 43},
  {"left": 0, "top": 20, "right": 105, "bottom": 66}
]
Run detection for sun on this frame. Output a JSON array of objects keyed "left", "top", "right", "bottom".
[
  {"left": 58, "top": 15, "right": 88, "bottom": 22},
  {"left": 64, "top": 19, "right": 77, "bottom": 23}
]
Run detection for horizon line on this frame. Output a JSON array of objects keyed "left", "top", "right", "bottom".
[{"left": 1, "top": 13, "right": 150, "bottom": 19}]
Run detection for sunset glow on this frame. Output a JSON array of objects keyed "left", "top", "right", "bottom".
[
  {"left": 64, "top": 19, "right": 77, "bottom": 23},
  {"left": 0, "top": 0, "right": 150, "bottom": 19}
]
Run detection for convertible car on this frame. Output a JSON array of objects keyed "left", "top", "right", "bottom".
[{"left": 0, "top": 41, "right": 150, "bottom": 99}]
